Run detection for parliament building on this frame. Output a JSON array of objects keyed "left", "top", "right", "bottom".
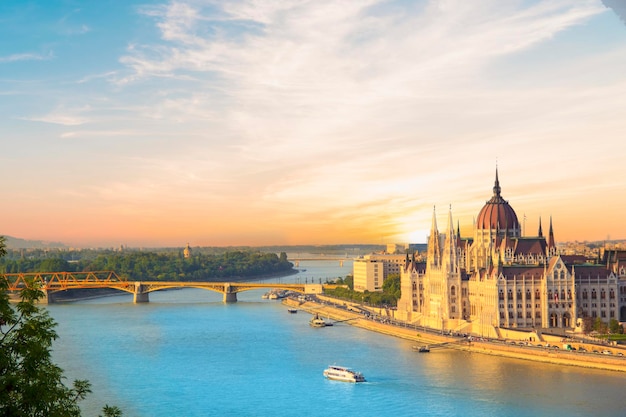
[{"left": 396, "top": 170, "right": 626, "bottom": 336}]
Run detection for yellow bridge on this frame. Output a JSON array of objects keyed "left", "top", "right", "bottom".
[{"left": 1, "top": 271, "right": 323, "bottom": 303}]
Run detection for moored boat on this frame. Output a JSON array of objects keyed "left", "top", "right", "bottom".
[
  {"left": 412, "top": 345, "right": 430, "bottom": 353},
  {"left": 310, "top": 314, "right": 326, "bottom": 327},
  {"left": 323, "top": 365, "right": 366, "bottom": 383},
  {"left": 309, "top": 313, "right": 332, "bottom": 327},
  {"left": 287, "top": 308, "right": 298, "bottom": 314}
]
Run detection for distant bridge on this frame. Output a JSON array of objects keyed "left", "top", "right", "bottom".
[
  {"left": 1, "top": 271, "right": 323, "bottom": 303},
  {"left": 291, "top": 258, "right": 350, "bottom": 267}
]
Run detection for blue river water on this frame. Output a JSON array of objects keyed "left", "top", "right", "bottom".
[{"left": 47, "top": 259, "right": 626, "bottom": 416}]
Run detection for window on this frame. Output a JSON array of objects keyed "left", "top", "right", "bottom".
[
  {"left": 601, "top": 289, "right": 606, "bottom": 300},
  {"left": 535, "top": 289, "right": 540, "bottom": 300},
  {"left": 499, "top": 290, "right": 504, "bottom": 301},
  {"left": 451, "top": 286, "right": 456, "bottom": 296},
  {"left": 508, "top": 290, "right": 513, "bottom": 300},
  {"left": 526, "top": 290, "right": 531, "bottom": 300},
  {"left": 592, "top": 289, "right": 597, "bottom": 299},
  {"left": 582, "top": 290, "right": 588, "bottom": 300}
]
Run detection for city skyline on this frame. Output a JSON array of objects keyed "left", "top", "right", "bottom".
[{"left": 1, "top": 1, "right": 625, "bottom": 248}]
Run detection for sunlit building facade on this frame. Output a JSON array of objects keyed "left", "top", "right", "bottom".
[
  {"left": 353, "top": 253, "right": 407, "bottom": 292},
  {"left": 397, "top": 170, "right": 626, "bottom": 335}
]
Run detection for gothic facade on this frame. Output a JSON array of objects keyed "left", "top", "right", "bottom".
[{"left": 397, "top": 170, "right": 626, "bottom": 335}]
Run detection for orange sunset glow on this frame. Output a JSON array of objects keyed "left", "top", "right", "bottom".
[{"left": 1, "top": 1, "right": 625, "bottom": 247}]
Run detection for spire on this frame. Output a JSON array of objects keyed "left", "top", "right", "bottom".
[
  {"left": 428, "top": 206, "right": 441, "bottom": 268},
  {"left": 538, "top": 216, "right": 543, "bottom": 237},
  {"left": 457, "top": 220, "right": 461, "bottom": 240},
  {"left": 443, "top": 205, "right": 458, "bottom": 271},
  {"left": 548, "top": 216, "right": 555, "bottom": 250},
  {"left": 493, "top": 166, "right": 501, "bottom": 197}
]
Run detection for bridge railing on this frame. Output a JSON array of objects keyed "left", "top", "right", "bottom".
[{"left": 1, "top": 271, "right": 126, "bottom": 291}]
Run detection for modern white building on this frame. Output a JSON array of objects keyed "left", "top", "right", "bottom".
[{"left": 353, "top": 253, "right": 407, "bottom": 292}]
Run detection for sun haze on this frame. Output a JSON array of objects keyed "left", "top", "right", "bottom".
[{"left": 0, "top": 1, "right": 625, "bottom": 247}]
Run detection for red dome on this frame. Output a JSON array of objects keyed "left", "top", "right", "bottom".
[{"left": 476, "top": 170, "right": 520, "bottom": 231}]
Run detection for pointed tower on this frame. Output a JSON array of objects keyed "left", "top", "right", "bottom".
[
  {"left": 443, "top": 206, "right": 458, "bottom": 272},
  {"left": 427, "top": 206, "right": 441, "bottom": 268},
  {"left": 548, "top": 216, "right": 556, "bottom": 255},
  {"left": 538, "top": 216, "right": 543, "bottom": 237}
]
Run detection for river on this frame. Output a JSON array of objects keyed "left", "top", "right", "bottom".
[{"left": 47, "top": 258, "right": 626, "bottom": 416}]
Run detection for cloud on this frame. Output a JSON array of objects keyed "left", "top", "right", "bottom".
[
  {"left": 602, "top": 0, "right": 626, "bottom": 25},
  {"left": 0, "top": 52, "right": 51, "bottom": 63},
  {"left": 22, "top": 106, "right": 91, "bottom": 126}
]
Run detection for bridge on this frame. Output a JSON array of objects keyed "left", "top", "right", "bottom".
[{"left": 1, "top": 271, "right": 323, "bottom": 303}]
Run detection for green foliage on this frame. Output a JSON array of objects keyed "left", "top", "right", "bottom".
[
  {"left": 593, "top": 317, "right": 608, "bottom": 334},
  {"left": 0, "top": 236, "right": 122, "bottom": 416},
  {"left": 0, "top": 249, "right": 294, "bottom": 281},
  {"left": 100, "top": 405, "right": 123, "bottom": 417},
  {"left": 609, "top": 318, "right": 624, "bottom": 334},
  {"left": 324, "top": 274, "right": 401, "bottom": 307}
]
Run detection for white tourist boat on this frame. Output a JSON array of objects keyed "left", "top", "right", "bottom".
[
  {"left": 323, "top": 365, "right": 366, "bottom": 383},
  {"left": 309, "top": 313, "right": 333, "bottom": 327}
]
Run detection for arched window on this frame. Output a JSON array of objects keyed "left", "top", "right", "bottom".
[
  {"left": 560, "top": 290, "right": 565, "bottom": 300},
  {"left": 582, "top": 289, "right": 588, "bottom": 300},
  {"left": 517, "top": 290, "right": 522, "bottom": 300},
  {"left": 610, "top": 289, "right": 615, "bottom": 299},
  {"left": 526, "top": 290, "right": 531, "bottom": 300},
  {"left": 451, "top": 286, "right": 456, "bottom": 296},
  {"left": 592, "top": 289, "right": 597, "bottom": 299},
  {"left": 560, "top": 271, "right": 565, "bottom": 280},
  {"left": 548, "top": 290, "right": 553, "bottom": 301},
  {"left": 535, "top": 289, "right": 540, "bottom": 300},
  {"left": 601, "top": 289, "right": 606, "bottom": 300},
  {"left": 499, "top": 290, "right": 504, "bottom": 301},
  {"left": 567, "top": 290, "right": 572, "bottom": 300},
  {"left": 508, "top": 290, "right": 513, "bottom": 300}
]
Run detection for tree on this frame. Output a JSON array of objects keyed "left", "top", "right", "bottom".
[
  {"left": 581, "top": 317, "right": 594, "bottom": 334},
  {"left": 0, "top": 236, "right": 122, "bottom": 416},
  {"left": 609, "top": 318, "right": 623, "bottom": 334}
]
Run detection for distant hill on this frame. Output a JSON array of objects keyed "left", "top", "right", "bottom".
[{"left": 2, "top": 235, "right": 67, "bottom": 249}]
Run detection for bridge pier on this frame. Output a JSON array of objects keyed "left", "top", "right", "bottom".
[
  {"left": 223, "top": 284, "right": 237, "bottom": 303},
  {"left": 133, "top": 282, "right": 150, "bottom": 303}
]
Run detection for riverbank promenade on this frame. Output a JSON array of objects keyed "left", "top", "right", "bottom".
[{"left": 284, "top": 296, "right": 626, "bottom": 373}]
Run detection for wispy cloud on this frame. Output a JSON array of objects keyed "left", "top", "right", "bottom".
[
  {"left": 118, "top": 1, "right": 605, "bottom": 166},
  {"left": 0, "top": 52, "right": 52, "bottom": 63},
  {"left": 21, "top": 106, "right": 91, "bottom": 126}
]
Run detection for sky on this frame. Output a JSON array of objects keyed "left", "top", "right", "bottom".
[{"left": 1, "top": 0, "right": 625, "bottom": 248}]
